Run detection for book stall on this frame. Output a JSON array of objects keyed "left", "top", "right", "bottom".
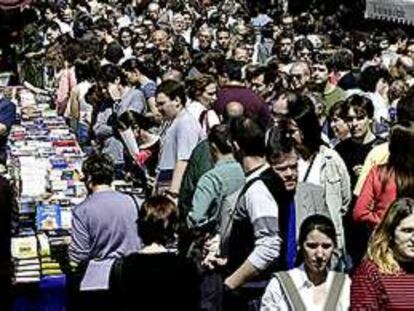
[
  {"left": 2, "top": 87, "right": 84, "bottom": 310},
  {"left": 2, "top": 87, "right": 144, "bottom": 310}
]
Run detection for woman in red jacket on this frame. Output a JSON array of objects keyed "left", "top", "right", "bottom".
[
  {"left": 351, "top": 198, "right": 414, "bottom": 310},
  {"left": 353, "top": 121, "right": 414, "bottom": 230}
]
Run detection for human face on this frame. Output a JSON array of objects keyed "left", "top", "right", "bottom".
[
  {"left": 199, "top": 83, "right": 217, "bottom": 107},
  {"left": 251, "top": 74, "right": 267, "bottom": 97},
  {"left": 199, "top": 30, "right": 212, "bottom": 50},
  {"left": 330, "top": 112, "right": 349, "bottom": 140},
  {"left": 297, "top": 48, "right": 312, "bottom": 62},
  {"left": 183, "top": 13, "right": 192, "bottom": 29},
  {"left": 156, "top": 92, "right": 180, "bottom": 120},
  {"left": 312, "top": 64, "right": 329, "bottom": 85},
  {"left": 279, "top": 38, "right": 293, "bottom": 57},
  {"left": 147, "top": 4, "right": 160, "bottom": 20},
  {"left": 345, "top": 107, "right": 371, "bottom": 139},
  {"left": 394, "top": 213, "right": 414, "bottom": 262},
  {"left": 406, "top": 44, "right": 414, "bottom": 60},
  {"left": 152, "top": 31, "right": 168, "bottom": 48},
  {"left": 234, "top": 47, "right": 249, "bottom": 63},
  {"left": 290, "top": 65, "right": 309, "bottom": 91},
  {"left": 46, "top": 28, "right": 61, "bottom": 43},
  {"left": 123, "top": 69, "right": 140, "bottom": 85},
  {"left": 120, "top": 30, "right": 132, "bottom": 48},
  {"left": 173, "top": 15, "right": 185, "bottom": 33},
  {"left": 288, "top": 119, "right": 303, "bottom": 147},
  {"left": 303, "top": 229, "right": 334, "bottom": 274},
  {"left": 217, "top": 31, "right": 230, "bottom": 50},
  {"left": 272, "top": 94, "right": 289, "bottom": 123},
  {"left": 134, "top": 27, "right": 149, "bottom": 41},
  {"left": 271, "top": 151, "right": 298, "bottom": 191}
]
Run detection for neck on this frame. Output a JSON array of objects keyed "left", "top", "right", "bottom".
[
  {"left": 354, "top": 130, "right": 375, "bottom": 144},
  {"left": 243, "top": 156, "right": 266, "bottom": 173},
  {"left": 91, "top": 184, "right": 112, "bottom": 193},
  {"left": 137, "top": 75, "right": 149, "bottom": 84},
  {"left": 216, "top": 153, "right": 234, "bottom": 163},
  {"left": 305, "top": 265, "right": 328, "bottom": 286},
  {"left": 227, "top": 80, "right": 244, "bottom": 87},
  {"left": 140, "top": 243, "right": 167, "bottom": 254}
]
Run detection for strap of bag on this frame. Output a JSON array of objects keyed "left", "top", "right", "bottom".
[
  {"left": 221, "top": 176, "right": 262, "bottom": 244},
  {"left": 275, "top": 271, "right": 306, "bottom": 311},
  {"left": 323, "top": 272, "right": 346, "bottom": 311}
]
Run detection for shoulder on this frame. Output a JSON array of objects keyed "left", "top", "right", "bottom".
[{"left": 353, "top": 259, "right": 381, "bottom": 279}]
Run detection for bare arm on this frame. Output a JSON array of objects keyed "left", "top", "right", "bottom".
[
  {"left": 170, "top": 160, "right": 188, "bottom": 193},
  {"left": 225, "top": 259, "right": 260, "bottom": 290}
]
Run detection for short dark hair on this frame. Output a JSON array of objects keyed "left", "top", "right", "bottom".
[
  {"left": 138, "top": 195, "right": 179, "bottom": 245},
  {"left": 186, "top": 74, "right": 216, "bottom": 100},
  {"left": 82, "top": 153, "right": 115, "bottom": 186},
  {"left": 229, "top": 117, "right": 266, "bottom": 157},
  {"left": 331, "top": 49, "right": 354, "bottom": 71},
  {"left": 121, "top": 57, "right": 158, "bottom": 81},
  {"left": 359, "top": 66, "right": 391, "bottom": 93},
  {"left": 218, "top": 59, "right": 244, "bottom": 82},
  {"left": 156, "top": 80, "right": 187, "bottom": 106},
  {"left": 296, "top": 214, "right": 337, "bottom": 266},
  {"left": 397, "top": 86, "right": 414, "bottom": 123},
  {"left": 208, "top": 124, "right": 233, "bottom": 154},
  {"left": 342, "top": 94, "right": 374, "bottom": 119},
  {"left": 105, "top": 42, "right": 124, "bottom": 65},
  {"left": 265, "top": 123, "right": 294, "bottom": 165},
  {"left": 93, "top": 18, "right": 112, "bottom": 32},
  {"left": 100, "top": 63, "right": 124, "bottom": 84},
  {"left": 117, "top": 110, "right": 155, "bottom": 132}
]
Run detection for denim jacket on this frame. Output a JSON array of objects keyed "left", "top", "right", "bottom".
[{"left": 319, "top": 146, "right": 351, "bottom": 249}]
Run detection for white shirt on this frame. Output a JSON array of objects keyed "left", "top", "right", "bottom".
[
  {"left": 298, "top": 152, "right": 323, "bottom": 185},
  {"left": 365, "top": 91, "right": 389, "bottom": 123},
  {"left": 261, "top": 267, "right": 350, "bottom": 311},
  {"left": 186, "top": 101, "right": 220, "bottom": 134}
]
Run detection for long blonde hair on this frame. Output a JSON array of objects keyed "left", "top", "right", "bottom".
[{"left": 367, "top": 198, "right": 414, "bottom": 274}]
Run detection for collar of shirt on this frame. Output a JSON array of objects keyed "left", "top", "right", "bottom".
[
  {"left": 215, "top": 157, "right": 238, "bottom": 168},
  {"left": 294, "top": 265, "right": 330, "bottom": 290}
]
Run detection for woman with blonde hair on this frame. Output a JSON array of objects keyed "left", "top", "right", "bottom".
[{"left": 351, "top": 198, "right": 414, "bottom": 309}]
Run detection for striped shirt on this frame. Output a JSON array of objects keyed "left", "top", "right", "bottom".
[{"left": 351, "top": 259, "right": 414, "bottom": 310}]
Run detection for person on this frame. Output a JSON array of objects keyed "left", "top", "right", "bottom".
[
  {"left": 359, "top": 66, "right": 391, "bottom": 135},
  {"left": 112, "top": 195, "right": 200, "bottom": 311},
  {"left": 214, "top": 59, "right": 271, "bottom": 129},
  {"left": 286, "top": 95, "right": 351, "bottom": 261},
  {"left": 335, "top": 94, "right": 385, "bottom": 188},
  {"left": 261, "top": 214, "right": 350, "bottom": 311},
  {"left": 0, "top": 93, "right": 16, "bottom": 165},
  {"left": 186, "top": 74, "right": 220, "bottom": 134},
  {"left": 353, "top": 121, "right": 414, "bottom": 230},
  {"left": 155, "top": 80, "right": 204, "bottom": 195},
  {"left": 224, "top": 117, "right": 289, "bottom": 310},
  {"left": 186, "top": 124, "right": 245, "bottom": 311},
  {"left": 325, "top": 100, "right": 350, "bottom": 148},
  {"left": 116, "top": 110, "right": 160, "bottom": 177},
  {"left": 69, "top": 154, "right": 141, "bottom": 309},
  {"left": 0, "top": 176, "right": 16, "bottom": 311},
  {"left": 289, "top": 61, "right": 311, "bottom": 93},
  {"left": 351, "top": 198, "right": 414, "bottom": 309}
]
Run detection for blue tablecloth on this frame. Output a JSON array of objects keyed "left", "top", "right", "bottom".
[{"left": 13, "top": 275, "right": 66, "bottom": 311}]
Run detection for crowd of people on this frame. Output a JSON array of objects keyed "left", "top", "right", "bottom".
[{"left": 2, "top": 0, "right": 414, "bottom": 310}]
